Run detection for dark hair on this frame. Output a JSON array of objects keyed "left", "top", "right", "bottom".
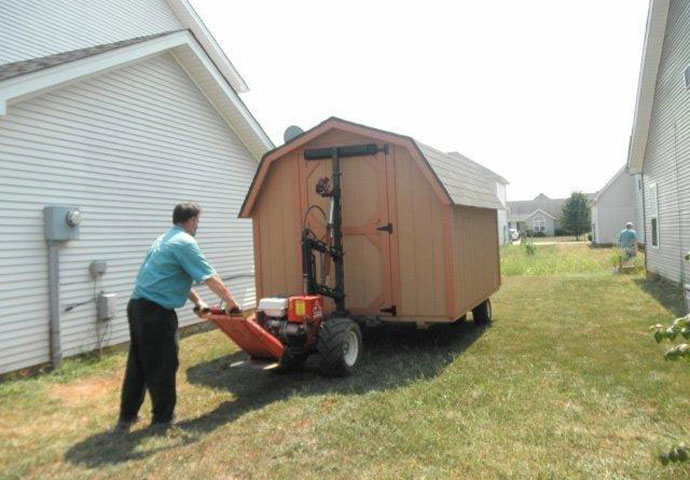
[{"left": 173, "top": 202, "right": 201, "bottom": 225}]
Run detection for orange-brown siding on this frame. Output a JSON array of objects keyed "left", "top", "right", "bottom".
[
  {"left": 247, "top": 123, "right": 500, "bottom": 323},
  {"left": 253, "top": 153, "right": 302, "bottom": 299},
  {"left": 452, "top": 206, "right": 501, "bottom": 315},
  {"left": 392, "top": 145, "right": 448, "bottom": 318}
]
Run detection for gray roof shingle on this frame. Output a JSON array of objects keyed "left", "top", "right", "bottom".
[
  {"left": 507, "top": 193, "right": 594, "bottom": 221},
  {"left": 415, "top": 142, "right": 505, "bottom": 210},
  {"left": 0, "top": 30, "right": 185, "bottom": 82}
]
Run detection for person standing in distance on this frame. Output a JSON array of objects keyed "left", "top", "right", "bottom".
[
  {"left": 618, "top": 221, "right": 639, "bottom": 260},
  {"left": 116, "top": 202, "right": 239, "bottom": 431}
]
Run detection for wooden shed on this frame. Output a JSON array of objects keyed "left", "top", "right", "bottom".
[{"left": 239, "top": 117, "right": 501, "bottom": 324}]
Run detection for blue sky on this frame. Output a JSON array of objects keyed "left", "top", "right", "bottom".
[{"left": 192, "top": 0, "right": 650, "bottom": 201}]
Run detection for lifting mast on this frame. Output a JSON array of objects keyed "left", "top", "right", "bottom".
[{"left": 301, "top": 143, "right": 388, "bottom": 315}]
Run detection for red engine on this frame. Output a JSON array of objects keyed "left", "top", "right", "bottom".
[
  {"left": 255, "top": 295, "right": 325, "bottom": 354},
  {"left": 288, "top": 295, "right": 324, "bottom": 323}
]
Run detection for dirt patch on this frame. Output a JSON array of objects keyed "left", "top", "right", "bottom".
[{"left": 50, "top": 377, "right": 119, "bottom": 408}]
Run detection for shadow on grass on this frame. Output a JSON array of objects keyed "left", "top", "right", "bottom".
[
  {"left": 634, "top": 275, "right": 686, "bottom": 318},
  {"left": 65, "top": 320, "right": 488, "bottom": 467}
]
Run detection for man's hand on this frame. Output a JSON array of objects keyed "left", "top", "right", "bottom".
[
  {"left": 194, "top": 301, "right": 209, "bottom": 319},
  {"left": 224, "top": 297, "right": 240, "bottom": 313}
]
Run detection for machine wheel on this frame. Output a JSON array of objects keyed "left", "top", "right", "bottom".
[
  {"left": 317, "top": 318, "right": 362, "bottom": 377},
  {"left": 472, "top": 299, "right": 492, "bottom": 325}
]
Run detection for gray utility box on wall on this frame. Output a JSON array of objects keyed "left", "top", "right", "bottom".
[
  {"left": 97, "top": 293, "right": 117, "bottom": 321},
  {"left": 44, "top": 206, "right": 81, "bottom": 241}
]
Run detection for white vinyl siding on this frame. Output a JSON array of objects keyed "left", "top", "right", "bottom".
[
  {"left": 0, "top": 53, "right": 257, "bottom": 374},
  {"left": 0, "top": 0, "right": 182, "bottom": 65},
  {"left": 591, "top": 172, "right": 636, "bottom": 245},
  {"left": 642, "top": 0, "right": 690, "bottom": 283}
]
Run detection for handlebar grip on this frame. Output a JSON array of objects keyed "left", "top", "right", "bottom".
[
  {"left": 227, "top": 307, "right": 241, "bottom": 315},
  {"left": 193, "top": 306, "right": 211, "bottom": 314}
]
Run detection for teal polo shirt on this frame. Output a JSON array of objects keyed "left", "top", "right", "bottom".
[
  {"left": 132, "top": 226, "right": 216, "bottom": 309},
  {"left": 618, "top": 229, "right": 637, "bottom": 249}
]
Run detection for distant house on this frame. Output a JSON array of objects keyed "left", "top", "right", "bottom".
[
  {"left": 590, "top": 167, "right": 645, "bottom": 246},
  {"left": 448, "top": 153, "right": 510, "bottom": 244},
  {"left": 508, "top": 194, "right": 565, "bottom": 236},
  {"left": 627, "top": 0, "right": 689, "bottom": 284},
  {"left": 0, "top": 0, "right": 273, "bottom": 374},
  {"left": 508, "top": 193, "right": 596, "bottom": 236}
]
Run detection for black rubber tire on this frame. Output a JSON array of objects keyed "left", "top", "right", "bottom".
[
  {"left": 316, "top": 318, "right": 362, "bottom": 377},
  {"left": 472, "top": 299, "right": 492, "bottom": 325}
]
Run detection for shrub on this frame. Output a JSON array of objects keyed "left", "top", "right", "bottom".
[
  {"left": 587, "top": 233, "right": 593, "bottom": 242},
  {"left": 554, "top": 228, "right": 568, "bottom": 237},
  {"left": 533, "top": 232, "right": 547, "bottom": 238},
  {"left": 650, "top": 253, "right": 690, "bottom": 465}
]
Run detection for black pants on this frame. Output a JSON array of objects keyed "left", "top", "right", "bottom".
[{"left": 119, "top": 298, "right": 179, "bottom": 424}]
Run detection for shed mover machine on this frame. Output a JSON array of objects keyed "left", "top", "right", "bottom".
[{"left": 205, "top": 118, "right": 502, "bottom": 376}]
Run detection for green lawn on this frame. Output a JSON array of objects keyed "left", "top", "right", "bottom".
[{"left": 1, "top": 244, "right": 689, "bottom": 479}]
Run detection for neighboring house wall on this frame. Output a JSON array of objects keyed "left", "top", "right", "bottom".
[
  {"left": 642, "top": 0, "right": 690, "bottom": 284},
  {"left": 496, "top": 182, "right": 509, "bottom": 244},
  {"left": 525, "top": 212, "right": 555, "bottom": 236},
  {"left": 591, "top": 171, "right": 636, "bottom": 245},
  {"left": 0, "top": 0, "right": 182, "bottom": 64},
  {"left": 0, "top": 53, "right": 258, "bottom": 374}
]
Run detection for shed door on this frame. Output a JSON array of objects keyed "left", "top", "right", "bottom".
[{"left": 301, "top": 148, "right": 393, "bottom": 315}]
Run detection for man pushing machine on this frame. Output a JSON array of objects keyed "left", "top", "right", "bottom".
[{"left": 114, "top": 202, "right": 239, "bottom": 432}]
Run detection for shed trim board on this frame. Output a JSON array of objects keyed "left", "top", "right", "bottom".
[
  {"left": 241, "top": 118, "right": 502, "bottom": 322},
  {"left": 0, "top": 29, "right": 273, "bottom": 158}
]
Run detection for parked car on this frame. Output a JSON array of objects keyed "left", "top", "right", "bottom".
[{"left": 510, "top": 228, "right": 519, "bottom": 241}]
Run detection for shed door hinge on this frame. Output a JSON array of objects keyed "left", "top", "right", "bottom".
[
  {"left": 376, "top": 222, "right": 393, "bottom": 234},
  {"left": 380, "top": 305, "right": 397, "bottom": 316}
]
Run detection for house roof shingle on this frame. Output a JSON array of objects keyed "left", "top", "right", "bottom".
[{"left": 0, "top": 30, "right": 185, "bottom": 82}]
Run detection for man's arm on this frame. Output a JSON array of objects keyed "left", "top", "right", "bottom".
[
  {"left": 204, "top": 275, "right": 239, "bottom": 311},
  {"left": 188, "top": 289, "right": 206, "bottom": 308}
]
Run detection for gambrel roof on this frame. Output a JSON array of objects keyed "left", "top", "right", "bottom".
[{"left": 240, "top": 117, "right": 506, "bottom": 217}]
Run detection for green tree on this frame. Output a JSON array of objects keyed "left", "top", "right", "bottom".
[{"left": 560, "top": 192, "right": 591, "bottom": 240}]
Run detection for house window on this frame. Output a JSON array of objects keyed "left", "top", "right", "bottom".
[
  {"left": 649, "top": 183, "right": 659, "bottom": 248},
  {"left": 651, "top": 218, "right": 659, "bottom": 247},
  {"left": 533, "top": 217, "right": 546, "bottom": 233}
]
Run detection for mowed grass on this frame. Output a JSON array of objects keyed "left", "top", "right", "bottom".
[{"left": 1, "top": 245, "right": 689, "bottom": 479}]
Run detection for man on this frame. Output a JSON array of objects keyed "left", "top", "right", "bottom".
[
  {"left": 618, "top": 222, "right": 638, "bottom": 260},
  {"left": 116, "top": 202, "right": 239, "bottom": 432}
]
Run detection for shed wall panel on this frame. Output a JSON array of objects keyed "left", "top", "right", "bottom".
[
  {"left": 643, "top": 0, "right": 690, "bottom": 283},
  {"left": 0, "top": 0, "right": 182, "bottom": 64},
  {"left": 0, "top": 53, "right": 257, "bottom": 373},
  {"left": 454, "top": 207, "right": 500, "bottom": 314},
  {"left": 254, "top": 154, "right": 302, "bottom": 299},
  {"left": 393, "top": 146, "right": 447, "bottom": 317}
]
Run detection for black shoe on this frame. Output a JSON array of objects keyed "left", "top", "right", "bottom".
[
  {"left": 110, "top": 416, "right": 140, "bottom": 434},
  {"left": 149, "top": 415, "right": 176, "bottom": 432}
]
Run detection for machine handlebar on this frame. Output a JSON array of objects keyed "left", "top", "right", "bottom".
[{"left": 193, "top": 305, "right": 242, "bottom": 316}]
